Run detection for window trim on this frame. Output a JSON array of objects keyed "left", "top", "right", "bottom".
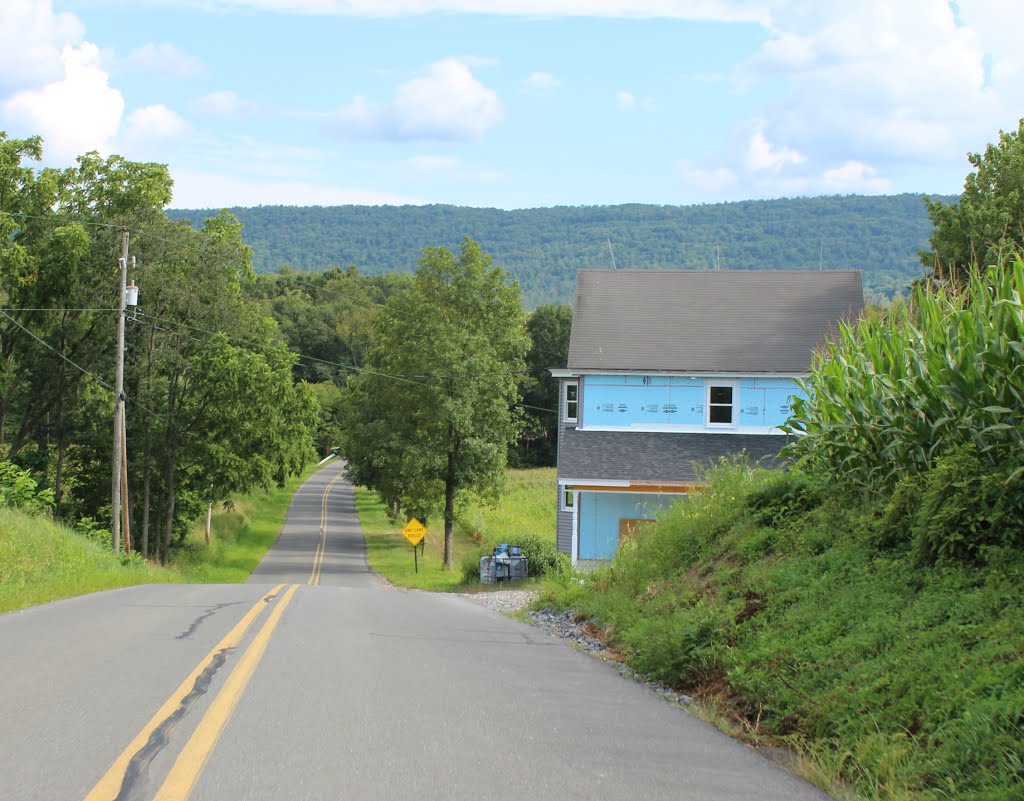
[
  {"left": 706, "top": 381, "right": 738, "bottom": 427},
  {"left": 563, "top": 380, "right": 579, "bottom": 424},
  {"left": 560, "top": 487, "right": 575, "bottom": 512}
]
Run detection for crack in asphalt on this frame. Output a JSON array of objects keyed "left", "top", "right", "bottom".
[
  {"left": 113, "top": 647, "right": 233, "bottom": 801},
  {"left": 175, "top": 602, "right": 244, "bottom": 641}
]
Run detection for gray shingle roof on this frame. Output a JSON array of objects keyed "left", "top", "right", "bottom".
[
  {"left": 567, "top": 269, "right": 864, "bottom": 373},
  {"left": 557, "top": 429, "right": 790, "bottom": 484}
]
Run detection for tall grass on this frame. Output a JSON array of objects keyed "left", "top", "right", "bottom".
[
  {"left": 540, "top": 461, "right": 1024, "bottom": 801},
  {"left": 0, "top": 508, "right": 178, "bottom": 614}
]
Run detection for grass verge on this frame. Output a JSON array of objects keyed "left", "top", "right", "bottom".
[
  {"left": 0, "top": 508, "right": 177, "bottom": 614},
  {"left": 0, "top": 463, "right": 318, "bottom": 613},
  {"left": 356, "top": 468, "right": 558, "bottom": 590},
  {"left": 355, "top": 487, "right": 476, "bottom": 591},
  {"left": 173, "top": 463, "right": 319, "bottom": 583},
  {"left": 538, "top": 461, "right": 1024, "bottom": 801}
]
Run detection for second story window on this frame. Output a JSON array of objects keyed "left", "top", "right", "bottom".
[
  {"left": 564, "top": 380, "right": 579, "bottom": 423},
  {"left": 707, "top": 383, "right": 735, "bottom": 425}
]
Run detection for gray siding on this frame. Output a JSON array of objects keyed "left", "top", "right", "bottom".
[
  {"left": 556, "top": 509, "right": 574, "bottom": 555},
  {"left": 555, "top": 376, "right": 582, "bottom": 482},
  {"left": 558, "top": 428, "right": 790, "bottom": 483},
  {"left": 555, "top": 376, "right": 580, "bottom": 555}
]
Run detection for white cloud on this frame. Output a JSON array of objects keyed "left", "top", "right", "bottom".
[
  {"left": 398, "top": 155, "right": 504, "bottom": 185},
  {"left": 667, "top": 0, "right": 1024, "bottom": 201},
  {"left": 677, "top": 163, "right": 739, "bottom": 193},
  {"left": 0, "top": 0, "right": 84, "bottom": 92},
  {"left": 326, "top": 58, "right": 503, "bottom": 141},
  {"left": 170, "top": 168, "right": 422, "bottom": 208},
  {"left": 121, "top": 43, "right": 205, "bottom": 79},
  {"left": 124, "top": 104, "right": 192, "bottom": 142},
  {"left": 193, "top": 90, "right": 257, "bottom": 118},
  {"left": 746, "top": 124, "right": 804, "bottom": 172},
  {"left": 743, "top": 0, "right": 1021, "bottom": 169},
  {"left": 821, "top": 161, "right": 893, "bottom": 194},
  {"left": 616, "top": 89, "right": 655, "bottom": 111},
  {"left": 3, "top": 42, "right": 124, "bottom": 162}
]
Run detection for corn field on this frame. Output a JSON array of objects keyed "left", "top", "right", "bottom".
[{"left": 784, "top": 257, "right": 1024, "bottom": 493}]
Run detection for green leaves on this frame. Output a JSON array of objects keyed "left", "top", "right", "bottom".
[
  {"left": 0, "top": 461, "right": 54, "bottom": 513},
  {"left": 923, "top": 118, "right": 1024, "bottom": 283},
  {"left": 339, "top": 237, "right": 529, "bottom": 568},
  {"left": 786, "top": 257, "right": 1024, "bottom": 562}
]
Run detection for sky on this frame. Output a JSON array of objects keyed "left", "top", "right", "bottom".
[{"left": 1, "top": 1, "right": 1021, "bottom": 210}]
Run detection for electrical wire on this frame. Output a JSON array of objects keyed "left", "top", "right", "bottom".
[{"left": 0, "top": 307, "right": 167, "bottom": 423}]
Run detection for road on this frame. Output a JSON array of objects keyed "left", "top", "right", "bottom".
[{"left": 0, "top": 462, "right": 831, "bottom": 801}]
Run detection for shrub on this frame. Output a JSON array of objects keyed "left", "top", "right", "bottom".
[
  {"left": 0, "top": 461, "right": 54, "bottom": 513},
  {"left": 745, "top": 470, "right": 825, "bottom": 528},
  {"left": 73, "top": 516, "right": 110, "bottom": 548},
  {"left": 911, "top": 449, "right": 1024, "bottom": 565}
]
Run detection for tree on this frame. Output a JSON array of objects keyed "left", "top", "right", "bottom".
[
  {"left": 921, "top": 118, "right": 1024, "bottom": 283},
  {"left": 511, "top": 304, "right": 572, "bottom": 467},
  {"left": 339, "top": 238, "right": 529, "bottom": 569},
  {"left": 0, "top": 135, "right": 319, "bottom": 557}
]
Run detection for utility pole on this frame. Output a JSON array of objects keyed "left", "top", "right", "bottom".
[{"left": 111, "top": 229, "right": 129, "bottom": 554}]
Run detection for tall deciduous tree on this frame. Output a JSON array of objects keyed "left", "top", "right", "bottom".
[
  {"left": 922, "top": 118, "right": 1024, "bottom": 283},
  {"left": 511, "top": 304, "right": 572, "bottom": 467},
  {"left": 1, "top": 135, "right": 319, "bottom": 556},
  {"left": 340, "top": 238, "right": 529, "bottom": 569}
]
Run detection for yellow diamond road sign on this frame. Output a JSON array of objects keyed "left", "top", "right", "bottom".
[{"left": 401, "top": 518, "right": 427, "bottom": 547}]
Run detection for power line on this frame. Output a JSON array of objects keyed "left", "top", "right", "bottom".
[
  {"left": 132, "top": 311, "right": 434, "bottom": 389},
  {"left": 5, "top": 210, "right": 122, "bottom": 231},
  {"left": 0, "top": 307, "right": 163, "bottom": 422},
  {"left": 0, "top": 308, "right": 117, "bottom": 313},
  {"left": 0, "top": 308, "right": 114, "bottom": 392}
]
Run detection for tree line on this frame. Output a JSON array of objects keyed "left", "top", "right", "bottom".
[{"left": 169, "top": 193, "right": 955, "bottom": 307}]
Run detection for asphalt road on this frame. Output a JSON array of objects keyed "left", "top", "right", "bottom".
[{"left": 0, "top": 462, "right": 832, "bottom": 801}]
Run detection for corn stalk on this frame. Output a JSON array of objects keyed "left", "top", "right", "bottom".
[{"left": 784, "top": 257, "right": 1024, "bottom": 493}]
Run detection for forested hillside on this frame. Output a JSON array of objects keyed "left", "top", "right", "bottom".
[{"left": 169, "top": 194, "right": 953, "bottom": 307}]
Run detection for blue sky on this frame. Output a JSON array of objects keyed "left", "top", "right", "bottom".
[{"left": 1, "top": 1, "right": 1021, "bottom": 209}]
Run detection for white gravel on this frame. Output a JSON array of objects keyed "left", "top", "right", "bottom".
[{"left": 456, "top": 588, "right": 540, "bottom": 613}]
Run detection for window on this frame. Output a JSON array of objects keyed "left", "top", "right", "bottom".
[
  {"left": 707, "top": 383, "right": 736, "bottom": 425},
  {"left": 563, "top": 380, "right": 579, "bottom": 423},
  {"left": 561, "top": 488, "right": 575, "bottom": 512}
]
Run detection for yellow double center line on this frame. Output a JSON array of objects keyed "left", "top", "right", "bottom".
[
  {"left": 309, "top": 469, "right": 344, "bottom": 585},
  {"left": 83, "top": 583, "right": 300, "bottom": 801}
]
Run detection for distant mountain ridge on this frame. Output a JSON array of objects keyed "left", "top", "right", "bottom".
[{"left": 168, "top": 194, "right": 955, "bottom": 307}]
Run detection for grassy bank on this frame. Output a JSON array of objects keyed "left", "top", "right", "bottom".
[
  {"left": 356, "top": 467, "right": 558, "bottom": 590},
  {"left": 0, "top": 508, "right": 178, "bottom": 614},
  {"left": 0, "top": 463, "right": 317, "bottom": 613},
  {"left": 541, "top": 462, "right": 1024, "bottom": 801}
]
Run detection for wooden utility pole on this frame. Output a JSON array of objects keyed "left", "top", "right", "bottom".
[
  {"left": 121, "top": 413, "right": 131, "bottom": 554},
  {"left": 111, "top": 229, "right": 129, "bottom": 554}
]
